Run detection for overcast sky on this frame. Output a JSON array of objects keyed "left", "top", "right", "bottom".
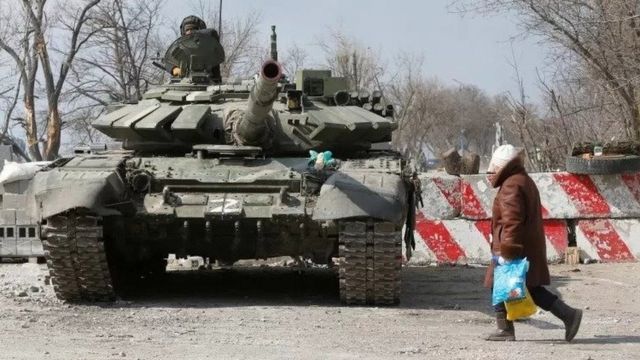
[{"left": 164, "top": 0, "right": 549, "bottom": 101}]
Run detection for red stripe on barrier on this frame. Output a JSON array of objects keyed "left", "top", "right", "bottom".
[
  {"left": 474, "top": 220, "right": 492, "bottom": 244},
  {"left": 553, "top": 173, "right": 610, "bottom": 216},
  {"left": 432, "top": 177, "right": 460, "bottom": 210},
  {"left": 415, "top": 213, "right": 466, "bottom": 262},
  {"left": 544, "top": 220, "right": 568, "bottom": 255},
  {"left": 461, "top": 180, "right": 489, "bottom": 219},
  {"left": 578, "top": 220, "right": 634, "bottom": 262},
  {"left": 541, "top": 206, "right": 550, "bottom": 219},
  {"left": 621, "top": 173, "right": 640, "bottom": 205}
]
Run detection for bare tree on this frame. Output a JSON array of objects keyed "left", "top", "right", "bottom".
[
  {"left": 316, "top": 27, "right": 385, "bottom": 91},
  {"left": 0, "top": 76, "right": 19, "bottom": 138},
  {"left": 0, "top": 0, "right": 43, "bottom": 160},
  {"left": 316, "top": 29, "right": 503, "bottom": 168},
  {"left": 453, "top": 0, "right": 640, "bottom": 141},
  {"left": 72, "top": 0, "right": 165, "bottom": 104},
  {"left": 0, "top": 74, "right": 30, "bottom": 161},
  {"left": 386, "top": 54, "right": 434, "bottom": 163},
  {"left": 491, "top": 49, "right": 618, "bottom": 171},
  {"left": 22, "top": 0, "right": 102, "bottom": 160},
  {"left": 501, "top": 56, "right": 546, "bottom": 170},
  {"left": 282, "top": 42, "right": 308, "bottom": 77},
  {"left": 0, "top": 0, "right": 102, "bottom": 160},
  {"left": 386, "top": 53, "right": 505, "bottom": 168},
  {"left": 64, "top": 0, "right": 164, "bottom": 147}
]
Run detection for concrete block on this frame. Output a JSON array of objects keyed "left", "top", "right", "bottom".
[
  {"left": 418, "top": 172, "right": 461, "bottom": 220},
  {"left": 576, "top": 219, "right": 640, "bottom": 262}
]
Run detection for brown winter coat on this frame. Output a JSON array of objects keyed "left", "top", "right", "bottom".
[{"left": 483, "top": 158, "right": 551, "bottom": 288}]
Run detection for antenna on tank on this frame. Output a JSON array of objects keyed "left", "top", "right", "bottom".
[
  {"left": 352, "top": 51, "right": 359, "bottom": 92},
  {"left": 218, "top": 0, "right": 223, "bottom": 41}
]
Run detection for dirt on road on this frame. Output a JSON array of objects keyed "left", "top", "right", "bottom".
[{"left": 0, "top": 262, "right": 638, "bottom": 360}]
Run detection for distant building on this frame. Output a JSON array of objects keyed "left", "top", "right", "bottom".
[{"left": 0, "top": 145, "right": 43, "bottom": 259}]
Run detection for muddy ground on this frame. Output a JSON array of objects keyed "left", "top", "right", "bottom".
[{"left": 0, "top": 262, "right": 638, "bottom": 360}]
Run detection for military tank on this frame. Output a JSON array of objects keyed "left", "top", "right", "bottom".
[{"left": 32, "top": 26, "right": 415, "bottom": 305}]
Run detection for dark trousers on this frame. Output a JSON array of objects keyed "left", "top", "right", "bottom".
[
  {"left": 415, "top": 193, "right": 424, "bottom": 208},
  {"left": 493, "top": 286, "right": 558, "bottom": 313}
]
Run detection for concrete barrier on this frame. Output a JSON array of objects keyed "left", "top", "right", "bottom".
[
  {"left": 460, "top": 172, "right": 640, "bottom": 220},
  {"left": 418, "top": 172, "right": 461, "bottom": 220},
  {"left": 576, "top": 219, "right": 640, "bottom": 262},
  {"left": 409, "top": 171, "right": 640, "bottom": 264},
  {"left": 408, "top": 212, "right": 569, "bottom": 265}
]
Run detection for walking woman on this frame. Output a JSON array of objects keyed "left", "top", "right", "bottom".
[{"left": 485, "top": 145, "right": 583, "bottom": 342}]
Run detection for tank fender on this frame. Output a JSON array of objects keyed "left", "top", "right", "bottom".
[
  {"left": 31, "top": 169, "right": 127, "bottom": 219},
  {"left": 312, "top": 171, "right": 408, "bottom": 224}
]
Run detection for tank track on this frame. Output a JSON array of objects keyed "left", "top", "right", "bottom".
[
  {"left": 42, "top": 211, "right": 115, "bottom": 302},
  {"left": 338, "top": 220, "right": 402, "bottom": 305}
]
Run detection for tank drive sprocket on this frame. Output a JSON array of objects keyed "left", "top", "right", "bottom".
[
  {"left": 338, "top": 220, "right": 402, "bottom": 305},
  {"left": 42, "top": 211, "right": 115, "bottom": 302}
]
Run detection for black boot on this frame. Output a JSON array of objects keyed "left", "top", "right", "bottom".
[
  {"left": 485, "top": 311, "right": 515, "bottom": 341},
  {"left": 550, "top": 299, "right": 583, "bottom": 342}
]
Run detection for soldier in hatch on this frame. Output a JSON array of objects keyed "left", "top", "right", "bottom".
[
  {"left": 181, "top": 15, "right": 207, "bottom": 36},
  {"left": 168, "top": 15, "right": 223, "bottom": 83}
]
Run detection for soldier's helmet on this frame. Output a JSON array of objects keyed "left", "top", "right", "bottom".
[{"left": 180, "top": 15, "right": 207, "bottom": 35}]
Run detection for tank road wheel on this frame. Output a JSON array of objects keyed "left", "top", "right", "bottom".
[
  {"left": 42, "top": 211, "right": 116, "bottom": 302},
  {"left": 338, "top": 220, "right": 402, "bottom": 305}
]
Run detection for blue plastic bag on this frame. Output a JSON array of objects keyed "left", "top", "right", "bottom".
[{"left": 492, "top": 257, "right": 529, "bottom": 306}]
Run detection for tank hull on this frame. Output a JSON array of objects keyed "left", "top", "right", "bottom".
[{"left": 33, "top": 151, "right": 409, "bottom": 304}]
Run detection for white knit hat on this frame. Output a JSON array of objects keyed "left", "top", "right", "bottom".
[{"left": 488, "top": 144, "right": 523, "bottom": 173}]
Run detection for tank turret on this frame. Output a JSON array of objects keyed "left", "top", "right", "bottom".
[
  {"left": 230, "top": 60, "right": 283, "bottom": 147},
  {"left": 91, "top": 25, "right": 397, "bottom": 157}
]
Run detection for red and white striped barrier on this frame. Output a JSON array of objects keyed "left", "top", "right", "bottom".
[
  {"left": 418, "top": 172, "right": 460, "bottom": 220},
  {"left": 406, "top": 171, "right": 640, "bottom": 264},
  {"left": 576, "top": 219, "right": 640, "bottom": 262},
  {"left": 408, "top": 213, "right": 569, "bottom": 265},
  {"left": 460, "top": 175, "right": 495, "bottom": 220},
  {"left": 460, "top": 173, "right": 640, "bottom": 220}
]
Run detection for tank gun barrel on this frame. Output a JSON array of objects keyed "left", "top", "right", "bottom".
[{"left": 234, "top": 60, "right": 283, "bottom": 146}]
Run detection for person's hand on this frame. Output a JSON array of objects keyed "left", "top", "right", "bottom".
[
  {"left": 172, "top": 67, "right": 182, "bottom": 77},
  {"left": 493, "top": 255, "right": 509, "bottom": 265}
]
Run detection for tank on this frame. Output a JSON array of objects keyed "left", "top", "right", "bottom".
[{"left": 31, "top": 26, "right": 415, "bottom": 305}]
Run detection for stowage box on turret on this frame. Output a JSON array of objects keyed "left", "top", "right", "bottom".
[{"left": 32, "top": 25, "right": 415, "bottom": 305}]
